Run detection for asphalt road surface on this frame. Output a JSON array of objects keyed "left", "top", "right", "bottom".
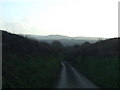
[{"left": 56, "top": 61, "right": 99, "bottom": 88}]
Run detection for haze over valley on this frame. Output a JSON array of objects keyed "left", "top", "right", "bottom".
[{"left": 24, "top": 34, "right": 106, "bottom": 46}]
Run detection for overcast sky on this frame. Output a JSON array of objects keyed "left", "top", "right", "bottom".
[{"left": 0, "top": 0, "right": 119, "bottom": 38}]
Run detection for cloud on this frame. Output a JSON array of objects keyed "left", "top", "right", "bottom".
[
  {"left": 4, "top": 21, "right": 35, "bottom": 34},
  {"left": 1, "top": 0, "right": 118, "bottom": 38}
]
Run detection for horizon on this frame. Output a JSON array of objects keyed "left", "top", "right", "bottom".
[
  {"left": 1, "top": 29, "right": 113, "bottom": 39},
  {"left": 1, "top": 29, "right": 109, "bottom": 39},
  {"left": 0, "top": 0, "right": 119, "bottom": 38},
  {"left": 23, "top": 33, "right": 109, "bottom": 39}
]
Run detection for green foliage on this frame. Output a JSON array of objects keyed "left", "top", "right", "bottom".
[
  {"left": 74, "top": 57, "right": 118, "bottom": 88},
  {"left": 2, "top": 31, "right": 62, "bottom": 88},
  {"left": 3, "top": 55, "right": 61, "bottom": 88},
  {"left": 63, "top": 38, "right": 119, "bottom": 88},
  {"left": 2, "top": 30, "right": 119, "bottom": 88}
]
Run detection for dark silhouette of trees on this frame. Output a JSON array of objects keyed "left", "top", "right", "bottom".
[
  {"left": 2, "top": 31, "right": 62, "bottom": 58},
  {"left": 51, "top": 40, "right": 64, "bottom": 56},
  {"left": 63, "top": 37, "right": 119, "bottom": 63},
  {"left": 51, "top": 40, "right": 63, "bottom": 48}
]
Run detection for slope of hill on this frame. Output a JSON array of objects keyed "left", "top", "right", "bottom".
[
  {"left": 2, "top": 30, "right": 119, "bottom": 88},
  {"left": 2, "top": 30, "right": 61, "bottom": 88},
  {"left": 64, "top": 37, "right": 119, "bottom": 88}
]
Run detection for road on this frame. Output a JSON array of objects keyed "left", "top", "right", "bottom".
[{"left": 56, "top": 61, "right": 99, "bottom": 88}]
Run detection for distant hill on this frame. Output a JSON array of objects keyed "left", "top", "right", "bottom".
[
  {"left": 24, "top": 34, "right": 106, "bottom": 40},
  {"left": 22, "top": 34, "right": 107, "bottom": 46}
]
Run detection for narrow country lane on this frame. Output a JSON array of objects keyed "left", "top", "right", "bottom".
[{"left": 56, "top": 61, "right": 100, "bottom": 88}]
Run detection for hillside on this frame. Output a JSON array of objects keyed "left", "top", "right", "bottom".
[
  {"left": 2, "top": 30, "right": 62, "bottom": 88},
  {"left": 63, "top": 37, "right": 119, "bottom": 88},
  {"left": 2, "top": 30, "right": 119, "bottom": 88}
]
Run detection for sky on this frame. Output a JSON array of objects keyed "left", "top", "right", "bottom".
[{"left": 0, "top": 0, "right": 119, "bottom": 38}]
